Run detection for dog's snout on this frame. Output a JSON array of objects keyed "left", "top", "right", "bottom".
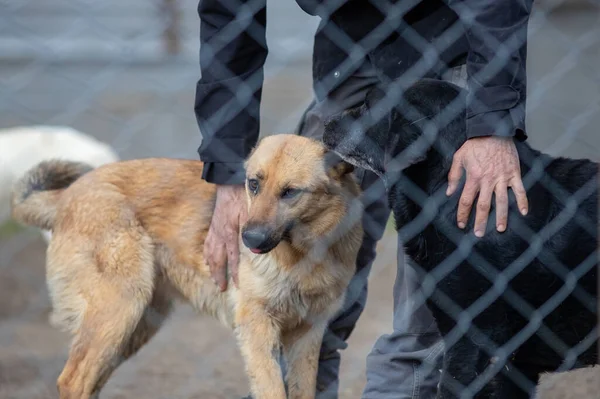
[
  {"left": 242, "top": 227, "right": 269, "bottom": 248},
  {"left": 242, "top": 226, "right": 276, "bottom": 254}
]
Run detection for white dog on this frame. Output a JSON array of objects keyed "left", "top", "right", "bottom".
[
  {"left": 0, "top": 125, "right": 119, "bottom": 241},
  {"left": 535, "top": 365, "right": 600, "bottom": 399}
]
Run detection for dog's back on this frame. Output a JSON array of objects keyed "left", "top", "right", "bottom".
[
  {"left": 0, "top": 125, "right": 118, "bottom": 168},
  {"left": 323, "top": 77, "right": 598, "bottom": 397},
  {"left": 390, "top": 79, "right": 598, "bottom": 395},
  {"left": 535, "top": 365, "right": 600, "bottom": 399},
  {"left": 11, "top": 157, "right": 219, "bottom": 328},
  {"left": 393, "top": 80, "right": 598, "bottom": 284}
]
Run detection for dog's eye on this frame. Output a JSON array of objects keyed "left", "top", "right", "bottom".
[
  {"left": 281, "top": 188, "right": 301, "bottom": 199},
  {"left": 247, "top": 179, "right": 259, "bottom": 194}
]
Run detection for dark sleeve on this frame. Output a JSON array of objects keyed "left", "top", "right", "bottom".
[
  {"left": 446, "top": 0, "right": 533, "bottom": 141},
  {"left": 194, "top": 0, "right": 267, "bottom": 185}
]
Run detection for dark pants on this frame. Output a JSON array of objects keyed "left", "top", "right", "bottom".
[{"left": 296, "top": 59, "right": 468, "bottom": 399}]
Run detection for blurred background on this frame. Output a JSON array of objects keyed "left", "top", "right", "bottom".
[{"left": 0, "top": 0, "right": 598, "bottom": 397}]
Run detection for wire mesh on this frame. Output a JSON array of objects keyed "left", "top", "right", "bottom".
[{"left": 0, "top": 0, "right": 598, "bottom": 398}]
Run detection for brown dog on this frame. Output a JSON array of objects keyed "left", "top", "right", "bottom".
[{"left": 10, "top": 134, "right": 364, "bottom": 399}]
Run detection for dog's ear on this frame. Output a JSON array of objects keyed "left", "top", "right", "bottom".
[
  {"left": 353, "top": 124, "right": 388, "bottom": 177},
  {"left": 322, "top": 94, "right": 390, "bottom": 178},
  {"left": 324, "top": 151, "right": 355, "bottom": 179},
  {"left": 365, "top": 86, "right": 391, "bottom": 126}
]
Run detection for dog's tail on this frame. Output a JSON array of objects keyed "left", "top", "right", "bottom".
[{"left": 11, "top": 160, "right": 94, "bottom": 230}]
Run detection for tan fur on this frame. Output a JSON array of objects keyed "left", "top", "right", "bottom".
[
  {"left": 535, "top": 365, "right": 600, "bottom": 399},
  {"left": 10, "top": 134, "right": 363, "bottom": 399},
  {"left": 10, "top": 159, "right": 93, "bottom": 230}
]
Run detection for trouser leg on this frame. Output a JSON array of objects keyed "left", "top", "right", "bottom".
[
  {"left": 361, "top": 64, "right": 469, "bottom": 399},
  {"left": 361, "top": 249, "right": 444, "bottom": 399}
]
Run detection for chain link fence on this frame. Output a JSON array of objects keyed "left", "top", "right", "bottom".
[{"left": 0, "top": 0, "right": 598, "bottom": 398}]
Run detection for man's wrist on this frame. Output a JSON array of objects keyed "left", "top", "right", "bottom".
[{"left": 216, "top": 184, "right": 245, "bottom": 191}]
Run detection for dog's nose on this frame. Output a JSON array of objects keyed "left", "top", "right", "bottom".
[{"left": 241, "top": 227, "right": 273, "bottom": 253}]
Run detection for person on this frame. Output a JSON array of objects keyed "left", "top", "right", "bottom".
[{"left": 194, "top": 0, "right": 532, "bottom": 397}]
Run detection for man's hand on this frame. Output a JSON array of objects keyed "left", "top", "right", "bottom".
[
  {"left": 204, "top": 184, "right": 247, "bottom": 291},
  {"left": 446, "top": 136, "right": 528, "bottom": 237}
]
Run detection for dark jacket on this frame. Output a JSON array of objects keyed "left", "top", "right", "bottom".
[{"left": 195, "top": 0, "right": 532, "bottom": 185}]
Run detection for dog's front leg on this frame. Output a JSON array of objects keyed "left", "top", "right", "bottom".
[
  {"left": 235, "top": 300, "right": 286, "bottom": 399},
  {"left": 282, "top": 321, "right": 327, "bottom": 399}
]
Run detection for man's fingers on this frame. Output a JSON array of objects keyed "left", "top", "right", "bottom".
[
  {"left": 446, "top": 155, "right": 464, "bottom": 196},
  {"left": 209, "top": 242, "right": 228, "bottom": 292},
  {"left": 474, "top": 185, "right": 493, "bottom": 238},
  {"left": 509, "top": 176, "right": 529, "bottom": 216},
  {"left": 239, "top": 205, "right": 249, "bottom": 227},
  {"left": 205, "top": 184, "right": 246, "bottom": 292},
  {"left": 457, "top": 180, "right": 479, "bottom": 229},
  {"left": 494, "top": 182, "right": 509, "bottom": 233},
  {"left": 226, "top": 234, "right": 240, "bottom": 288},
  {"left": 203, "top": 235, "right": 216, "bottom": 280}
]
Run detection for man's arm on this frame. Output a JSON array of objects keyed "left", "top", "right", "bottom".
[
  {"left": 445, "top": 0, "right": 533, "bottom": 236},
  {"left": 196, "top": 0, "right": 267, "bottom": 290},
  {"left": 453, "top": 0, "right": 533, "bottom": 141},
  {"left": 195, "top": 0, "right": 267, "bottom": 185}
]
